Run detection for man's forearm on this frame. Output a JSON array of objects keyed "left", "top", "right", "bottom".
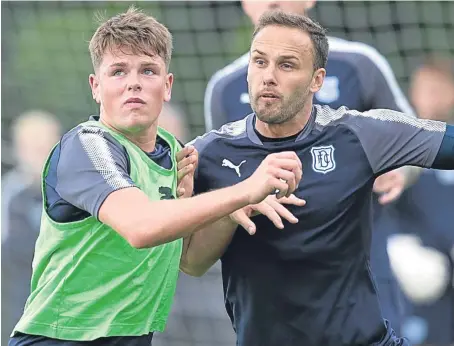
[{"left": 180, "top": 216, "right": 238, "bottom": 277}]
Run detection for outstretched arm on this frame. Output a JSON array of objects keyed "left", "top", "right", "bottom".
[
  {"left": 99, "top": 151, "right": 303, "bottom": 249},
  {"left": 180, "top": 194, "right": 306, "bottom": 277}
]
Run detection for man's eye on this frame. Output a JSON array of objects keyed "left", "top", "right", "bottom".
[
  {"left": 143, "top": 69, "right": 155, "bottom": 76},
  {"left": 113, "top": 70, "right": 125, "bottom": 76}
]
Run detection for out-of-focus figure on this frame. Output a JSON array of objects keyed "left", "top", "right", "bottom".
[
  {"left": 1, "top": 110, "right": 61, "bottom": 345},
  {"left": 388, "top": 57, "right": 454, "bottom": 346},
  {"left": 158, "top": 102, "right": 190, "bottom": 143}
]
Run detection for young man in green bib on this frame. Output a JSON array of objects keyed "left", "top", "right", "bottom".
[{"left": 9, "top": 6, "right": 304, "bottom": 346}]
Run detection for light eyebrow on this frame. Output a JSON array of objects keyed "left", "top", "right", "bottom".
[{"left": 109, "top": 62, "right": 127, "bottom": 68}]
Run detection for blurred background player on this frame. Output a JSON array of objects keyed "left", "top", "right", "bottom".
[
  {"left": 387, "top": 57, "right": 454, "bottom": 346},
  {"left": 158, "top": 102, "right": 190, "bottom": 144},
  {"left": 1, "top": 110, "right": 61, "bottom": 346},
  {"left": 204, "top": 0, "right": 417, "bottom": 335}
]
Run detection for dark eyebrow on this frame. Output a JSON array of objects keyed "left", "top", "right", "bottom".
[
  {"left": 279, "top": 55, "right": 299, "bottom": 61},
  {"left": 251, "top": 49, "right": 267, "bottom": 56}
]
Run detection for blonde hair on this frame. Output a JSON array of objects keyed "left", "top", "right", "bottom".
[{"left": 89, "top": 5, "right": 172, "bottom": 71}]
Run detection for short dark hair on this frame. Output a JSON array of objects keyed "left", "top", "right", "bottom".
[{"left": 252, "top": 11, "right": 329, "bottom": 71}]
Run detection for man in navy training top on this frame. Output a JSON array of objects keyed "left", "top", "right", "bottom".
[
  {"left": 181, "top": 11, "right": 454, "bottom": 346},
  {"left": 204, "top": 0, "right": 418, "bottom": 333}
]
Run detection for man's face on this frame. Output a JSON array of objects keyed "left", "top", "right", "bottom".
[
  {"left": 15, "top": 117, "right": 61, "bottom": 180},
  {"left": 241, "top": 0, "right": 315, "bottom": 25},
  {"left": 247, "top": 25, "right": 324, "bottom": 125},
  {"left": 89, "top": 48, "right": 173, "bottom": 134},
  {"left": 410, "top": 67, "right": 454, "bottom": 122}
]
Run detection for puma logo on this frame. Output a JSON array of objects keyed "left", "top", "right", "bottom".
[{"left": 222, "top": 159, "right": 246, "bottom": 177}]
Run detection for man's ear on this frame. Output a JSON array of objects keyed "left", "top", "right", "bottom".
[
  {"left": 310, "top": 68, "right": 326, "bottom": 94},
  {"left": 164, "top": 73, "right": 174, "bottom": 102},
  {"left": 89, "top": 74, "right": 101, "bottom": 104}
]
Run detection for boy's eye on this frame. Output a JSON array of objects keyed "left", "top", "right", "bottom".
[
  {"left": 144, "top": 69, "right": 154, "bottom": 75},
  {"left": 113, "top": 70, "right": 125, "bottom": 76}
]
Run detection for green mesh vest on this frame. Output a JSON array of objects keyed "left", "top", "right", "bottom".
[{"left": 13, "top": 121, "right": 183, "bottom": 340}]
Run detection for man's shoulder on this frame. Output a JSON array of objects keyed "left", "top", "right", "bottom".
[
  {"left": 205, "top": 53, "right": 249, "bottom": 101},
  {"left": 327, "top": 36, "right": 391, "bottom": 73},
  {"left": 206, "top": 53, "right": 249, "bottom": 86},
  {"left": 189, "top": 116, "right": 250, "bottom": 154},
  {"left": 328, "top": 36, "right": 385, "bottom": 61},
  {"left": 314, "top": 105, "right": 442, "bottom": 135}
]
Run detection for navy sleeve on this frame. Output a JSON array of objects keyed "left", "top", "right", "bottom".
[
  {"left": 338, "top": 108, "right": 446, "bottom": 174},
  {"left": 55, "top": 125, "right": 136, "bottom": 219},
  {"left": 432, "top": 124, "right": 454, "bottom": 169},
  {"left": 354, "top": 45, "right": 415, "bottom": 115}
]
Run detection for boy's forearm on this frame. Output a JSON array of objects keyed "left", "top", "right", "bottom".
[{"left": 134, "top": 182, "right": 249, "bottom": 248}]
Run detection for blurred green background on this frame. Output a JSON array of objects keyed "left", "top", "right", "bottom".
[{"left": 2, "top": 1, "right": 453, "bottom": 171}]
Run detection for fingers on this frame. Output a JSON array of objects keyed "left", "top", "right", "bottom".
[
  {"left": 177, "top": 154, "right": 197, "bottom": 171},
  {"left": 272, "top": 178, "right": 290, "bottom": 199},
  {"left": 246, "top": 151, "right": 303, "bottom": 204},
  {"left": 177, "top": 164, "right": 194, "bottom": 182},
  {"left": 378, "top": 187, "right": 402, "bottom": 205},
  {"left": 278, "top": 194, "right": 306, "bottom": 207},
  {"left": 270, "top": 158, "right": 303, "bottom": 181},
  {"left": 373, "top": 171, "right": 404, "bottom": 205},
  {"left": 177, "top": 147, "right": 198, "bottom": 182},
  {"left": 272, "top": 168, "right": 297, "bottom": 197},
  {"left": 252, "top": 202, "right": 285, "bottom": 229},
  {"left": 230, "top": 209, "right": 257, "bottom": 235},
  {"left": 177, "top": 187, "right": 186, "bottom": 198},
  {"left": 262, "top": 199, "right": 298, "bottom": 225},
  {"left": 176, "top": 145, "right": 195, "bottom": 162},
  {"left": 266, "top": 155, "right": 303, "bottom": 194},
  {"left": 273, "top": 152, "right": 302, "bottom": 169},
  {"left": 373, "top": 171, "right": 401, "bottom": 193}
]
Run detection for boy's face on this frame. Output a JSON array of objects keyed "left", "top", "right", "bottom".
[{"left": 89, "top": 47, "right": 173, "bottom": 135}]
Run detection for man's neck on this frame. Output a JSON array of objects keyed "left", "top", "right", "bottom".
[
  {"left": 100, "top": 118, "right": 158, "bottom": 153},
  {"left": 255, "top": 100, "right": 313, "bottom": 138}
]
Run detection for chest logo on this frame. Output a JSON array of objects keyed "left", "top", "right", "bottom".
[
  {"left": 311, "top": 145, "right": 336, "bottom": 174},
  {"left": 222, "top": 159, "right": 246, "bottom": 177}
]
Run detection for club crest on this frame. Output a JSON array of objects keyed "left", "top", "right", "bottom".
[{"left": 311, "top": 145, "right": 336, "bottom": 174}]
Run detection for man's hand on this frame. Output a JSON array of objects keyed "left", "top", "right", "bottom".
[
  {"left": 243, "top": 151, "right": 303, "bottom": 204},
  {"left": 373, "top": 169, "right": 406, "bottom": 205},
  {"left": 230, "top": 194, "right": 306, "bottom": 235},
  {"left": 176, "top": 145, "right": 198, "bottom": 198}
]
